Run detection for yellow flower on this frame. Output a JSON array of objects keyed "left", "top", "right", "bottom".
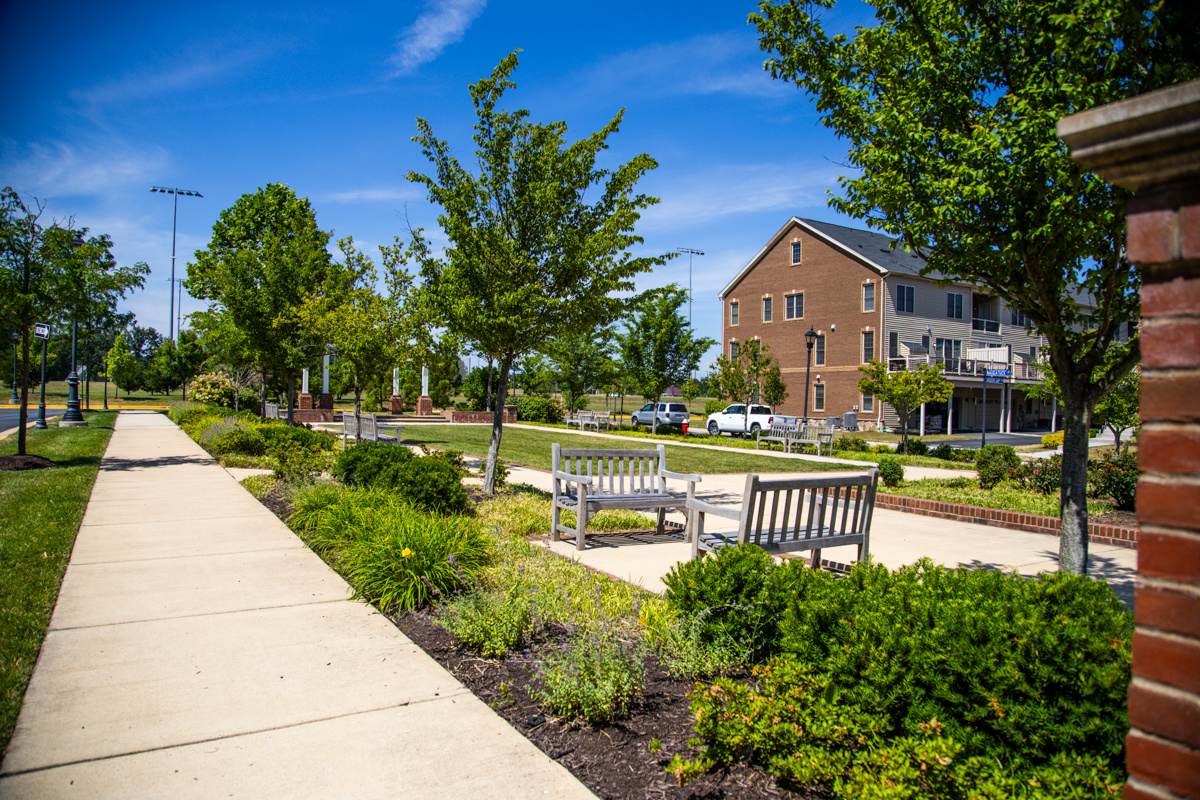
[{"left": 401, "top": 548, "right": 413, "bottom": 558}]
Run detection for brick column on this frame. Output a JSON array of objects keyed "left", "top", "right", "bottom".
[{"left": 1060, "top": 79, "right": 1200, "bottom": 800}]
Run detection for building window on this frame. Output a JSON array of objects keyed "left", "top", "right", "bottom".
[
  {"left": 889, "top": 331, "right": 899, "bottom": 359},
  {"left": 862, "top": 393, "right": 874, "bottom": 412},
  {"left": 730, "top": 301, "right": 739, "bottom": 326},
  {"left": 791, "top": 241, "right": 802, "bottom": 265},
  {"left": 762, "top": 297, "right": 772, "bottom": 323},
  {"left": 862, "top": 331, "right": 874, "bottom": 363},
  {"left": 730, "top": 341, "right": 739, "bottom": 360},
  {"left": 1011, "top": 308, "right": 1031, "bottom": 326},
  {"left": 896, "top": 284, "right": 914, "bottom": 313},
  {"left": 947, "top": 292, "right": 963, "bottom": 319},
  {"left": 814, "top": 384, "right": 825, "bottom": 412},
  {"left": 815, "top": 334, "right": 826, "bottom": 366},
  {"left": 1030, "top": 345, "right": 1038, "bottom": 361},
  {"left": 935, "top": 338, "right": 963, "bottom": 366},
  {"left": 785, "top": 292, "right": 803, "bottom": 319},
  {"left": 863, "top": 283, "right": 875, "bottom": 312}
]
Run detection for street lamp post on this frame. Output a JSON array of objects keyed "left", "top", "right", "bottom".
[
  {"left": 674, "top": 248, "right": 704, "bottom": 327},
  {"left": 8, "top": 331, "right": 18, "bottom": 405},
  {"left": 803, "top": 326, "right": 818, "bottom": 425},
  {"left": 36, "top": 328, "right": 49, "bottom": 430},
  {"left": 61, "top": 233, "right": 88, "bottom": 427},
  {"left": 150, "top": 187, "right": 203, "bottom": 342}
]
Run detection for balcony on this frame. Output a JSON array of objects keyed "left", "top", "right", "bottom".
[
  {"left": 887, "top": 356, "right": 1037, "bottom": 380},
  {"left": 972, "top": 317, "right": 1001, "bottom": 334}
]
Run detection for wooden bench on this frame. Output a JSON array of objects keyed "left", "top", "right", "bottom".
[
  {"left": 756, "top": 420, "right": 799, "bottom": 452},
  {"left": 686, "top": 469, "right": 880, "bottom": 567},
  {"left": 796, "top": 425, "right": 835, "bottom": 456},
  {"left": 343, "top": 412, "right": 403, "bottom": 445},
  {"left": 551, "top": 443, "right": 701, "bottom": 550},
  {"left": 264, "top": 402, "right": 280, "bottom": 420},
  {"left": 582, "top": 411, "right": 611, "bottom": 432},
  {"left": 565, "top": 410, "right": 594, "bottom": 430}
]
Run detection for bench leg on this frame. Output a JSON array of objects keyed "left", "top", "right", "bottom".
[
  {"left": 575, "top": 504, "right": 588, "bottom": 551},
  {"left": 810, "top": 547, "right": 823, "bottom": 570},
  {"left": 551, "top": 501, "right": 562, "bottom": 542},
  {"left": 656, "top": 507, "right": 666, "bottom": 536},
  {"left": 688, "top": 507, "right": 704, "bottom": 559}
]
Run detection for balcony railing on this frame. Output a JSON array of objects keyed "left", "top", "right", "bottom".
[
  {"left": 972, "top": 317, "right": 1001, "bottom": 333},
  {"left": 887, "top": 356, "right": 1042, "bottom": 381}
]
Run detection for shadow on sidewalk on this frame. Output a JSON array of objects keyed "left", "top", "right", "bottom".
[
  {"left": 960, "top": 550, "right": 1133, "bottom": 609},
  {"left": 100, "top": 454, "right": 212, "bottom": 471}
]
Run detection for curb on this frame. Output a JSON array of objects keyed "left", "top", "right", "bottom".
[{"left": 875, "top": 493, "right": 1139, "bottom": 549}]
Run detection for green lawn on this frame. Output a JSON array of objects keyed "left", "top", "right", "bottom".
[
  {"left": 0, "top": 413, "right": 117, "bottom": 755},
  {"left": 4, "top": 380, "right": 175, "bottom": 407},
  {"left": 400, "top": 425, "right": 859, "bottom": 475},
  {"left": 882, "top": 476, "right": 1112, "bottom": 517}
]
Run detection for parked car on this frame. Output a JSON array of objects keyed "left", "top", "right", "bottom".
[
  {"left": 631, "top": 402, "right": 689, "bottom": 428},
  {"left": 706, "top": 404, "right": 794, "bottom": 436}
]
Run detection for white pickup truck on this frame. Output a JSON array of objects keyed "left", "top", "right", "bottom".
[{"left": 706, "top": 404, "right": 797, "bottom": 437}]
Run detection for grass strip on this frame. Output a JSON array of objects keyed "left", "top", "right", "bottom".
[
  {"left": 400, "top": 425, "right": 859, "bottom": 475},
  {"left": 882, "top": 477, "right": 1112, "bottom": 518},
  {"left": 0, "top": 412, "right": 117, "bottom": 755}
]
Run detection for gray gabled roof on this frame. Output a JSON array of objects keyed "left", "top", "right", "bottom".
[{"left": 799, "top": 218, "right": 944, "bottom": 280}]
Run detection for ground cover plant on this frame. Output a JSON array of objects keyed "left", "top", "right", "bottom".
[
  {"left": 880, "top": 476, "right": 1113, "bottom": 518},
  {"left": 0, "top": 412, "right": 116, "bottom": 754}
]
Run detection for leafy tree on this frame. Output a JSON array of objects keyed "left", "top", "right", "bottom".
[
  {"left": 711, "top": 339, "right": 777, "bottom": 434},
  {"left": 618, "top": 286, "right": 714, "bottom": 409},
  {"left": 405, "top": 51, "right": 666, "bottom": 493},
  {"left": 1031, "top": 341, "right": 1140, "bottom": 454},
  {"left": 516, "top": 352, "right": 554, "bottom": 398},
  {"left": 301, "top": 237, "right": 416, "bottom": 439},
  {"left": 0, "top": 188, "right": 147, "bottom": 453},
  {"left": 751, "top": 0, "right": 1199, "bottom": 574},
  {"left": 186, "top": 183, "right": 332, "bottom": 424},
  {"left": 681, "top": 377, "right": 702, "bottom": 412},
  {"left": 857, "top": 360, "right": 954, "bottom": 452},
  {"left": 761, "top": 364, "right": 789, "bottom": 411},
  {"left": 547, "top": 328, "right": 613, "bottom": 414},
  {"left": 106, "top": 332, "right": 139, "bottom": 399}
]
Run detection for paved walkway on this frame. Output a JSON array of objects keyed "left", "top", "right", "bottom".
[{"left": 0, "top": 411, "right": 594, "bottom": 799}]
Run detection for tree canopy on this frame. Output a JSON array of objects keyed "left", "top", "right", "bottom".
[
  {"left": 857, "top": 360, "right": 954, "bottom": 451},
  {"left": 618, "top": 286, "right": 714, "bottom": 409},
  {"left": 186, "top": 183, "right": 332, "bottom": 423},
  {"left": 405, "top": 50, "right": 667, "bottom": 492},
  {"left": 751, "top": 0, "right": 1199, "bottom": 574},
  {"left": 711, "top": 339, "right": 779, "bottom": 431}
]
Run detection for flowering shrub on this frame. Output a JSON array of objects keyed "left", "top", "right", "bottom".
[
  {"left": 189, "top": 372, "right": 234, "bottom": 407},
  {"left": 1042, "top": 431, "right": 1065, "bottom": 449},
  {"left": 1091, "top": 450, "right": 1138, "bottom": 511},
  {"left": 1015, "top": 454, "right": 1062, "bottom": 495}
]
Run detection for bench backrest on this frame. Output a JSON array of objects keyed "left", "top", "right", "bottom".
[
  {"left": 798, "top": 425, "right": 834, "bottom": 441},
  {"left": 343, "top": 412, "right": 359, "bottom": 439},
  {"left": 767, "top": 421, "right": 798, "bottom": 438},
  {"left": 735, "top": 469, "right": 879, "bottom": 554},
  {"left": 360, "top": 413, "right": 378, "bottom": 441},
  {"left": 553, "top": 443, "right": 668, "bottom": 497},
  {"left": 264, "top": 402, "right": 279, "bottom": 419}
]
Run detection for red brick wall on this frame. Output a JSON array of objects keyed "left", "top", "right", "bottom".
[
  {"left": 1126, "top": 181, "right": 1200, "bottom": 800},
  {"left": 723, "top": 221, "right": 885, "bottom": 421}
]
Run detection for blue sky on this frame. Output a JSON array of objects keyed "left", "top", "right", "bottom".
[{"left": 1, "top": 0, "right": 874, "bottom": 369}]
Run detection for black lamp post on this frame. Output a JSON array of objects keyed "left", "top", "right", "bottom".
[
  {"left": 61, "top": 233, "right": 88, "bottom": 427},
  {"left": 36, "top": 326, "right": 49, "bottom": 430},
  {"left": 8, "top": 330, "right": 18, "bottom": 405},
  {"left": 803, "top": 326, "right": 818, "bottom": 425}
]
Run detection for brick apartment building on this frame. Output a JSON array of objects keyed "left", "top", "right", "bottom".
[{"left": 718, "top": 217, "right": 1071, "bottom": 432}]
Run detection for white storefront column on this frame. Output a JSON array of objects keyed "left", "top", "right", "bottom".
[{"left": 919, "top": 401, "right": 926, "bottom": 437}]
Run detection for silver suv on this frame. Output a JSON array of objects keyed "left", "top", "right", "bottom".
[{"left": 631, "top": 402, "right": 689, "bottom": 427}]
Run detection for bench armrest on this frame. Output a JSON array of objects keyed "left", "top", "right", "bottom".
[
  {"left": 552, "top": 471, "right": 593, "bottom": 485},
  {"left": 661, "top": 469, "right": 702, "bottom": 484},
  {"left": 685, "top": 497, "right": 742, "bottom": 521}
]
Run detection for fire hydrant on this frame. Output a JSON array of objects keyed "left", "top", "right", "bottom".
[{"left": 682, "top": 421, "right": 689, "bottom": 435}]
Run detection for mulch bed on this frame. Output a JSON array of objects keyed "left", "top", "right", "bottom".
[
  {"left": 0, "top": 454, "right": 56, "bottom": 471},
  {"left": 257, "top": 482, "right": 812, "bottom": 799},
  {"left": 1092, "top": 509, "right": 1138, "bottom": 529}
]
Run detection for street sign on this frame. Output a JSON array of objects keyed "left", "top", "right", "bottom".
[
  {"left": 985, "top": 369, "right": 1010, "bottom": 377},
  {"left": 985, "top": 377, "right": 1005, "bottom": 384},
  {"left": 33, "top": 323, "right": 50, "bottom": 340}
]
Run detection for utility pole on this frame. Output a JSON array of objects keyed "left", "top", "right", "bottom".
[
  {"left": 675, "top": 248, "right": 704, "bottom": 327},
  {"left": 150, "top": 187, "right": 203, "bottom": 341}
]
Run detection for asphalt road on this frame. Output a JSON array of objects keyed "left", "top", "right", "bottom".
[{"left": 0, "top": 407, "right": 67, "bottom": 433}]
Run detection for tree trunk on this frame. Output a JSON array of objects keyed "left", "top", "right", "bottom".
[
  {"left": 483, "top": 356, "right": 512, "bottom": 495},
  {"left": 354, "top": 371, "right": 362, "bottom": 444},
  {"left": 286, "top": 374, "right": 296, "bottom": 425},
  {"left": 486, "top": 358, "right": 494, "bottom": 412},
  {"left": 1058, "top": 403, "right": 1092, "bottom": 575},
  {"left": 17, "top": 329, "right": 30, "bottom": 457},
  {"left": 259, "top": 375, "right": 266, "bottom": 420}
]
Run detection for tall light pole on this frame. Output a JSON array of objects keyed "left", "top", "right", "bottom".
[
  {"left": 675, "top": 248, "right": 704, "bottom": 326},
  {"left": 61, "top": 232, "right": 88, "bottom": 427},
  {"left": 803, "top": 326, "right": 818, "bottom": 425},
  {"left": 150, "top": 186, "right": 203, "bottom": 342}
]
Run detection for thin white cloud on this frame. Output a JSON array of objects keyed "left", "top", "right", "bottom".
[
  {"left": 639, "top": 162, "right": 846, "bottom": 231},
  {"left": 0, "top": 138, "right": 170, "bottom": 198},
  {"left": 389, "top": 0, "right": 487, "bottom": 76},
  {"left": 320, "top": 186, "right": 420, "bottom": 204},
  {"left": 71, "top": 47, "right": 265, "bottom": 109}
]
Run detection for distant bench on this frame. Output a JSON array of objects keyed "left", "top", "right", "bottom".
[
  {"left": 551, "top": 443, "right": 700, "bottom": 550},
  {"left": 796, "top": 425, "right": 835, "bottom": 457},
  {"left": 756, "top": 420, "right": 799, "bottom": 453},
  {"left": 342, "top": 412, "right": 404, "bottom": 446}
]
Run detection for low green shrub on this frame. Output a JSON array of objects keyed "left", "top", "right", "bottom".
[
  {"left": 1091, "top": 449, "right": 1137, "bottom": 511},
  {"left": 333, "top": 442, "right": 415, "bottom": 486},
  {"left": 344, "top": 503, "right": 491, "bottom": 611},
  {"left": 1015, "top": 454, "right": 1062, "bottom": 496},
  {"left": 930, "top": 442, "right": 955, "bottom": 461},
  {"left": 169, "top": 402, "right": 224, "bottom": 427},
  {"left": 976, "top": 444, "right": 1020, "bottom": 489},
  {"left": 703, "top": 399, "right": 727, "bottom": 416},
  {"left": 272, "top": 439, "right": 329, "bottom": 484},
  {"left": 642, "top": 603, "right": 749, "bottom": 679},
  {"left": 534, "top": 628, "right": 645, "bottom": 723},
  {"left": 654, "top": 423, "right": 679, "bottom": 436},
  {"left": 877, "top": 456, "right": 904, "bottom": 488},
  {"left": 872, "top": 444, "right": 893, "bottom": 453},
  {"left": 518, "top": 396, "right": 564, "bottom": 424},
  {"left": 834, "top": 436, "right": 871, "bottom": 453},
  {"left": 210, "top": 427, "right": 267, "bottom": 457},
  {"left": 895, "top": 438, "right": 928, "bottom": 456},
  {"left": 239, "top": 473, "right": 278, "bottom": 500},
  {"left": 1042, "top": 431, "right": 1064, "bottom": 449},
  {"left": 395, "top": 456, "right": 469, "bottom": 514},
  {"left": 258, "top": 423, "right": 336, "bottom": 453},
  {"left": 437, "top": 587, "right": 547, "bottom": 657},
  {"left": 662, "top": 544, "right": 798, "bottom": 663}
]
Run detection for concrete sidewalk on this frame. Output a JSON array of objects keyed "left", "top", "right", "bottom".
[{"left": 0, "top": 411, "right": 594, "bottom": 799}]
